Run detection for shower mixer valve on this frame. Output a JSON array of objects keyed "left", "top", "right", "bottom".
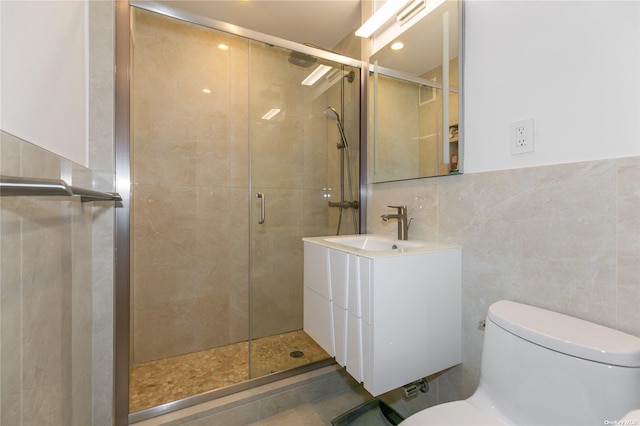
[{"left": 328, "top": 200, "right": 359, "bottom": 209}]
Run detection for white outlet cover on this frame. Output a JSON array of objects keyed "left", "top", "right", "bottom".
[{"left": 511, "top": 117, "right": 535, "bottom": 155}]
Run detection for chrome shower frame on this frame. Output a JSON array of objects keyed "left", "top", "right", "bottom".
[{"left": 114, "top": 2, "right": 366, "bottom": 424}]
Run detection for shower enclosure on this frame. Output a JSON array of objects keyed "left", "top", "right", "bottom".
[{"left": 128, "top": 6, "right": 360, "bottom": 417}]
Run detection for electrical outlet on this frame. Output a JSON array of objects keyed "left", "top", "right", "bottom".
[
  {"left": 516, "top": 126, "right": 526, "bottom": 147},
  {"left": 511, "top": 117, "right": 535, "bottom": 155}
]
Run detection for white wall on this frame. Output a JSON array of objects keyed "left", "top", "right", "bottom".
[
  {"left": 464, "top": 0, "right": 640, "bottom": 173},
  {"left": 0, "top": 3, "right": 2, "bottom": 132},
  {"left": 1, "top": 1, "right": 88, "bottom": 167}
]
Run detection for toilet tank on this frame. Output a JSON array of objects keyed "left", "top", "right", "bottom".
[{"left": 469, "top": 300, "right": 640, "bottom": 426}]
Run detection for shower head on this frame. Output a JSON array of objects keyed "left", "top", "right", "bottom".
[
  {"left": 288, "top": 51, "right": 317, "bottom": 68},
  {"left": 325, "top": 107, "right": 340, "bottom": 123},
  {"left": 325, "top": 106, "right": 348, "bottom": 149}
]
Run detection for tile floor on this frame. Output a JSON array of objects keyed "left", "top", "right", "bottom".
[
  {"left": 130, "top": 330, "right": 329, "bottom": 413},
  {"left": 244, "top": 388, "right": 371, "bottom": 426},
  {"left": 243, "top": 387, "right": 372, "bottom": 426}
]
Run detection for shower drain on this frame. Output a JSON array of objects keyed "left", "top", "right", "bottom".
[{"left": 289, "top": 350, "right": 304, "bottom": 358}]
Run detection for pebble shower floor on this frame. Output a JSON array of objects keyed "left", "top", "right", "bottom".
[{"left": 129, "top": 330, "right": 329, "bottom": 413}]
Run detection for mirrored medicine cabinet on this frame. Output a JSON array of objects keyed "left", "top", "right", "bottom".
[{"left": 368, "top": 0, "right": 462, "bottom": 183}]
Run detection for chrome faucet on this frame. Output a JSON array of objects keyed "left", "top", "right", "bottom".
[{"left": 380, "top": 205, "right": 410, "bottom": 240}]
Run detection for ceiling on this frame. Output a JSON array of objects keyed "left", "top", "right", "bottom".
[{"left": 154, "top": 0, "right": 363, "bottom": 51}]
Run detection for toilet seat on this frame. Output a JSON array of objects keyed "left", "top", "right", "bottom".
[{"left": 401, "top": 401, "right": 506, "bottom": 426}]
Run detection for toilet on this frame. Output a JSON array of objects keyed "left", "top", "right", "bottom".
[{"left": 402, "top": 300, "right": 640, "bottom": 425}]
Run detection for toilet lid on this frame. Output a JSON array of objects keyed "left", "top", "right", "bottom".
[{"left": 401, "top": 401, "right": 506, "bottom": 426}]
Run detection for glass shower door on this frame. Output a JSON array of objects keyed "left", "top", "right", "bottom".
[
  {"left": 130, "top": 8, "right": 254, "bottom": 412},
  {"left": 129, "top": 5, "right": 360, "bottom": 415},
  {"left": 247, "top": 40, "right": 360, "bottom": 378}
]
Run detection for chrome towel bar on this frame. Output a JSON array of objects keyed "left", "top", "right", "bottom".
[{"left": 0, "top": 175, "right": 122, "bottom": 203}]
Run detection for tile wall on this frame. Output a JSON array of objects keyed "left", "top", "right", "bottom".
[
  {"left": 0, "top": 132, "right": 115, "bottom": 425},
  {"left": 131, "top": 8, "right": 252, "bottom": 363},
  {"left": 368, "top": 156, "right": 640, "bottom": 402},
  {"left": 0, "top": 2, "right": 115, "bottom": 424}
]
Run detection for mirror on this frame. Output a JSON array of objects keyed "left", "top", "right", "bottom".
[{"left": 367, "top": 0, "right": 461, "bottom": 183}]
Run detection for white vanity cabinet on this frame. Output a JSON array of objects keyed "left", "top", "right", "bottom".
[
  {"left": 303, "top": 242, "right": 334, "bottom": 356},
  {"left": 303, "top": 235, "right": 461, "bottom": 396}
]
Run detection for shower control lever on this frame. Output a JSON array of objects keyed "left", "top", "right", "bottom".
[{"left": 256, "top": 192, "right": 265, "bottom": 224}]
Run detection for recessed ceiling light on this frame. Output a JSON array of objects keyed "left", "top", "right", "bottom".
[
  {"left": 218, "top": 44, "right": 229, "bottom": 51},
  {"left": 202, "top": 88, "right": 212, "bottom": 94},
  {"left": 390, "top": 42, "right": 404, "bottom": 51}
]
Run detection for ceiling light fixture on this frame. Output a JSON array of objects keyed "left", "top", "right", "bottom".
[
  {"left": 396, "top": 0, "right": 426, "bottom": 22},
  {"left": 390, "top": 41, "right": 404, "bottom": 51},
  {"left": 355, "top": 0, "right": 412, "bottom": 38},
  {"left": 261, "top": 108, "right": 281, "bottom": 120},
  {"left": 301, "top": 64, "right": 332, "bottom": 86}
]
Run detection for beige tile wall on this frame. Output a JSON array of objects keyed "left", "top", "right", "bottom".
[
  {"left": 0, "top": 132, "right": 115, "bottom": 426},
  {"left": 0, "top": 2, "right": 115, "bottom": 424},
  {"left": 368, "top": 156, "right": 640, "bottom": 404},
  {"left": 132, "top": 8, "right": 252, "bottom": 363},
  {"left": 88, "top": 2, "right": 116, "bottom": 422}
]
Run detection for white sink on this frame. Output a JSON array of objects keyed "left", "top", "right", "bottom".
[
  {"left": 324, "top": 235, "right": 427, "bottom": 251},
  {"left": 304, "top": 234, "right": 456, "bottom": 258}
]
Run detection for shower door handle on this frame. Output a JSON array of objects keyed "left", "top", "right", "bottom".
[{"left": 256, "top": 192, "right": 265, "bottom": 224}]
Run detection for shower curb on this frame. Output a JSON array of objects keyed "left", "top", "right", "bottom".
[{"left": 130, "top": 365, "right": 363, "bottom": 425}]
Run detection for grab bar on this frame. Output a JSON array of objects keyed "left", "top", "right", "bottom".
[{"left": 0, "top": 175, "right": 122, "bottom": 203}]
